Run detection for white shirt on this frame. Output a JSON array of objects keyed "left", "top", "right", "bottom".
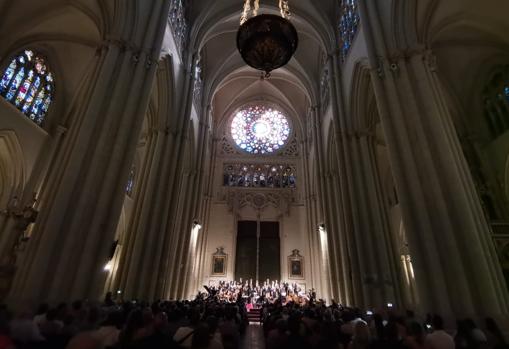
[
  {"left": 173, "top": 327, "right": 194, "bottom": 348},
  {"left": 425, "top": 330, "right": 455, "bottom": 349}
]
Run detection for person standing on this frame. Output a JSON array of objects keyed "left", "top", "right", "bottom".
[{"left": 425, "top": 315, "right": 454, "bottom": 349}]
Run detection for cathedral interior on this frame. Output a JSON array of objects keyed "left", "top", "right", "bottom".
[{"left": 1, "top": 0, "right": 509, "bottom": 342}]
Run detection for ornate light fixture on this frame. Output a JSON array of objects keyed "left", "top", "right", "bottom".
[{"left": 237, "top": 0, "right": 298, "bottom": 78}]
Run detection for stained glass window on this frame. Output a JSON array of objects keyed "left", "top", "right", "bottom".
[
  {"left": 0, "top": 50, "right": 54, "bottom": 126},
  {"left": 338, "top": 0, "right": 360, "bottom": 63},
  {"left": 223, "top": 163, "right": 296, "bottom": 188},
  {"left": 169, "top": 0, "right": 188, "bottom": 56},
  {"left": 483, "top": 67, "right": 509, "bottom": 139},
  {"left": 126, "top": 166, "right": 135, "bottom": 197},
  {"left": 231, "top": 105, "right": 291, "bottom": 154}
]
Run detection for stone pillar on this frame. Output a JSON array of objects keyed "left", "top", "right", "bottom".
[
  {"left": 352, "top": 132, "right": 402, "bottom": 307},
  {"left": 301, "top": 127, "right": 331, "bottom": 301},
  {"left": 8, "top": 0, "right": 171, "bottom": 305},
  {"left": 116, "top": 56, "right": 196, "bottom": 301},
  {"left": 328, "top": 53, "right": 367, "bottom": 307},
  {"left": 180, "top": 112, "right": 212, "bottom": 299},
  {"left": 311, "top": 107, "right": 342, "bottom": 301},
  {"left": 359, "top": 0, "right": 509, "bottom": 318}
]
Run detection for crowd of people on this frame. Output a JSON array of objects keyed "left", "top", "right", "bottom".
[
  {"left": 261, "top": 302, "right": 508, "bottom": 349},
  {"left": 0, "top": 294, "right": 249, "bottom": 349},
  {"left": 0, "top": 285, "right": 506, "bottom": 349}
]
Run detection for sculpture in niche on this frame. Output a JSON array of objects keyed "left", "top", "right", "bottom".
[
  {"left": 211, "top": 247, "right": 227, "bottom": 277},
  {"left": 288, "top": 249, "right": 304, "bottom": 279}
]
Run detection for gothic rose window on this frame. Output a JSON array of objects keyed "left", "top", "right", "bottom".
[
  {"left": 231, "top": 105, "right": 291, "bottom": 154},
  {"left": 0, "top": 50, "right": 54, "bottom": 126}
]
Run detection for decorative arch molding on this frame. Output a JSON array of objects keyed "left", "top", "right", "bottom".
[{"left": 0, "top": 130, "right": 25, "bottom": 208}]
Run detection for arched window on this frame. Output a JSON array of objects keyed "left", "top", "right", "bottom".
[
  {"left": 0, "top": 50, "right": 54, "bottom": 126},
  {"left": 169, "top": 0, "right": 188, "bottom": 55},
  {"left": 338, "top": 0, "right": 360, "bottom": 63},
  {"left": 231, "top": 105, "right": 291, "bottom": 154},
  {"left": 126, "top": 166, "right": 135, "bottom": 197},
  {"left": 483, "top": 66, "right": 509, "bottom": 139}
]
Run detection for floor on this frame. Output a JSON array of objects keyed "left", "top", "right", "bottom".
[{"left": 241, "top": 323, "right": 265, "bottom": 349}]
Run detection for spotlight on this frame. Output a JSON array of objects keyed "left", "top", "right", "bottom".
[
  {"left": 193, "top": 220, "right": 202, "bottom": 230},
  {"left": 103, "top": 261, "right": 112, "bottom": 272}
]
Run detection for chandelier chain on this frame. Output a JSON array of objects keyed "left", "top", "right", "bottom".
[
  {"left": 240, "top": 0, "right": 251, "bottom": 25},
  {"left": 241, "top": 0, "right": 292, "bottom": 24},
  {"left": 253, "top": 0, "right": 260, "bottom": 17},
  {"left": 279, "top": 0, "right": 291, "bottom": 19}
]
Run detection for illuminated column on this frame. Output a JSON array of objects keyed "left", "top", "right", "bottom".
[
  {"left": 318, "top": 224, "right": 332, "bottom": 302},
  {"left": 184, "top": 220, "right": 202, "bottom": 299}
]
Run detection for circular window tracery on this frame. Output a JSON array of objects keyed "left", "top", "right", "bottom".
[{"left": 231, "top": 105, "right": 291, "bottom": 154}]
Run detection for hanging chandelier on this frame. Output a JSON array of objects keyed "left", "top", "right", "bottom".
[{"left": 237, "top": 0, "right": 298, "bottom": 78}]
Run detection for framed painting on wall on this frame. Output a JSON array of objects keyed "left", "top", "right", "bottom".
[
  {"left": 288, "top": 249, "right": 304, "bottom": 279},
  {"left": 211, "top": 247, "right": 227, "bottom": 277}
]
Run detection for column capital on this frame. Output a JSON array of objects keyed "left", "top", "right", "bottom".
[{"left": 54, "top": 125, "right": 68, "bottom": 136}]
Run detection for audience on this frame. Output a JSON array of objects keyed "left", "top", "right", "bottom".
[{"left": 0, "top": 287, "right": 504, "bottom": 349}]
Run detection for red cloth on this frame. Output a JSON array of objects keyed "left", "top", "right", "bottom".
[{"left": 0, "top": 335, "right": 14, "bottom": 349}]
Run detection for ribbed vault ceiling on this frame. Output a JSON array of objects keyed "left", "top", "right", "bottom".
[{"left": 188, "top": 0, "right": 338, "bottom": 133}]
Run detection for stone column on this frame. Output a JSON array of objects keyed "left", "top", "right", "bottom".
[
  {"left": 359, "top": 0, "right": 509, "bottom": 318},
  {"left": 328, "top": 53, "right": 367, "bottom": 307},
  {"left": 311, "top": 107, "right": 342, "bottom": 301},
  {"left": 8, "top": 0, "right": 171, "bottom": 305},
  {"left": 116, "top": 55, "right": 196, "bottom": 301}
]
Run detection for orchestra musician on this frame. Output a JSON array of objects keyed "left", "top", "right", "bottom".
[{"left": 201, "top": 279, "right": 312, "bottom": 307}]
